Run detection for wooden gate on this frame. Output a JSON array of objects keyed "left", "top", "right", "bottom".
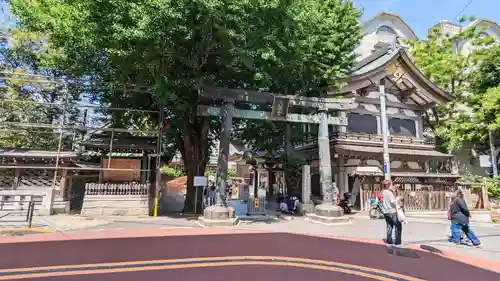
[{"left": 67, "top": 175, "right": 99, "bottom": 213}]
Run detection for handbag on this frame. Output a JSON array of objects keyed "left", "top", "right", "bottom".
[
  {"left": 397, "top": 208, "right": 407, "bottom": 222},
  {"left": 395, "top": 198, "right": 406, "bottom": 222}
]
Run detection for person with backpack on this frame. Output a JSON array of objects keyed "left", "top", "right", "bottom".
[{"left": 448, "top": 188, "right": 481, "bottom": 246}]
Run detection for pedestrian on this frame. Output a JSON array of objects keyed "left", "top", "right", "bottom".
[
  {"left": 448, "top": 188, "right": 481, "bottom": 246},
  {"left": 380, "top": 180, "right": 403, "bottom": 247},
  {"left": 332, "top": 182, "right": 340, "bottom": 204},
  {"left": 208, "top": 181, "right": 216, "bottom": 205}
]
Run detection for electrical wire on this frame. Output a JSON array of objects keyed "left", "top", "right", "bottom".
[
  {"left": 454, "top": 0, "right": 473, "bottom": 22},
  {"left": 0, "top": 98, "right": 160, "bottom": 113},
  {"left": 0, "top": 121, "right": 159, "bottom": 135}
]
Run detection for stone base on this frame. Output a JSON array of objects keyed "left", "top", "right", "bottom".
[
  {"left": 198, "top": 205, "right": 239, "bottom": 227},
  {"left": 300, "top": 203, "right": 315, "bottom": 214},
  {"left": 306, "top": 203, "right": 351, "bottom": 225},
  {"left": 306, "top": 213, "right": 352, "bottom": 226},
  {"left": 314, "top": 203, "right": 344, "bottom": 217},
  {"left": 198, "top": 216, "right": 240, "bottom": 227}
]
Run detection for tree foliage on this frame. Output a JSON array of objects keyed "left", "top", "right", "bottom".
[
  {"left": 407, "top": 18, "right": 498, "bottom": 151},
  {"left": 10, "top": 0, "right": 361, "bottom": 213},
  {"left": 0, "top": 26, "right": 80, "bottom": 150}
]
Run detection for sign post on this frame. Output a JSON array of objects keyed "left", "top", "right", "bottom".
[{"left": 193, "top": 176, "right": 208, "bottom": 215}]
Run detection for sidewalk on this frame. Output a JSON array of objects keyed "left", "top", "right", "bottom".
[{"left": 3, "top": 212, "right": 500, "bottom": 262}]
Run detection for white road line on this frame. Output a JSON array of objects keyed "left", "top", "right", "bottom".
[
  {"left": 89, "top": 228, "right": 125, "bottom": 232},
  {"left": 160, "top": 226, "right": 194, "bottom": 229}
]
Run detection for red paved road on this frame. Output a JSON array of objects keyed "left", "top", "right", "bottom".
[{"left": 1, "top": 232, "right": 499, "bottom": 281}]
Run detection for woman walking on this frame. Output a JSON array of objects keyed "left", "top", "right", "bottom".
[
  {"left": 380, "top": 180, "right": 404, "bottom": 247},
  {"left": 449, "top": 188, "right": 481, "bottom": 246}
]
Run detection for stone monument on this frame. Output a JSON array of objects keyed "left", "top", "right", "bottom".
[{"left": 300, "top": 165, "right": 314, "bottom": 213}]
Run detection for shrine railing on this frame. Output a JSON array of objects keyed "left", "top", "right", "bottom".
[
  {"left": 84, "top": 183, "right": 150, "bottom": 196},
  {"left": 361, "top": 189, "right": 454, "bottom": 211},
  {"left": 299, "top": 132, "right": 436, "bottom": 147}
]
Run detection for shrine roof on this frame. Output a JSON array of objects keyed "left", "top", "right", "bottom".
[
  {"left": 81, "top": 134, "right": 157, "bottom": 152},
  {"left": 0, "top": 148, "right": 77, "bottom": 158},
  {"left": 338, "top": 43, "right": 454, "bottom": 106}
]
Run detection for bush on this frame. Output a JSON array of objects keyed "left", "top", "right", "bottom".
[
  {"left": 160, "top": 166, "right": 184, "bottom": 177},
  {"left": 487, "top": 178, "right": 500, "bottom": 199},
  {"left": 228, "top": 168, "right": 236, "bottom": 179}
]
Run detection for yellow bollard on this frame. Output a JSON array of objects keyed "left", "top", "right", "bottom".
[{"left": 153, "top": 196, "right": 159, "bottom": 217}]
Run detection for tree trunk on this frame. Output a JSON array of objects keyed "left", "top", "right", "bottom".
[{"left": 175, "top": 116, "right": 210, "bottom": 214}]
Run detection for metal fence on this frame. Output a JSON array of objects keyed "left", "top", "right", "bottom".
[
  {"left": 246, "top": 196, "right": 267, "bottom": 215},
  {"left": 0, "top": 195, "right": 36, "bottom": 228}
]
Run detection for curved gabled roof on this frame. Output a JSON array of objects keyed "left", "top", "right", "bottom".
[
  {"left": 362, "top": 12, "right": 418, "bottom": 40},
  {"left": 341, "top": 43, "right": 453, "bottom": 105}
]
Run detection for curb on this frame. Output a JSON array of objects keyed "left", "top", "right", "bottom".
[{"left": 0, "top": 228, "right": 55, "bottom": 234}]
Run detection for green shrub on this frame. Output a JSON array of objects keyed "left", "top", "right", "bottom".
[
  {"left": 228, "top": 168, "right": 236, "bottom": 179},
  {"left": 160, "top": 166, "right": 184, "bottom": 177},
  {"left": 487, "top": 177, "right": 500, "bottom": 199}
]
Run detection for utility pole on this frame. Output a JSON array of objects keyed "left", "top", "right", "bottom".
[
  {"left": 489, "top": 131, "right": 499, "bottom": 177},
  {"left": 379, "top": 80, "right": 391, "bottom": 180}
]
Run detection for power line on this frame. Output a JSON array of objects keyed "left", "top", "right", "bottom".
[
  {"left": 454, "top": 0, "right": 473, "bottom": 22},
  {"left": 0, "top": 71, "right": 154, "bottom": 91},
  {"left": 0, "top": 98, "right": 161, "bottom": 113}
]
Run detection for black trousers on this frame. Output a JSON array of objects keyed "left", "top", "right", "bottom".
[{"left": 384, "top": 213, "right": 402, "bottom": 245}]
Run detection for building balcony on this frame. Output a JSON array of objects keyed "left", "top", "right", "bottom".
[
  {"left": 297, "top": 132, "right": 436, "bottom": 148},
  {"left": 331, "top": 132, "right": 436, "bottom": 146}
]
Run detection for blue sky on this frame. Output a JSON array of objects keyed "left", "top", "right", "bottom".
[
  {"left": 356, "top": 0, "right": 500, "bottom": 38},
  {"left": 1, "top": 0, "right": 499, "bottom": 39}
]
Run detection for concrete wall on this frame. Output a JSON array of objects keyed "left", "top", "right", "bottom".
[
  {"left": 81, "top": 195, "right": 149, "bottom": 216},
  {"left": 455, "top": 149, "right": 489, "bottom": 177},
  {"left": 357, "top": 14, "right": 415, "bottom": 60},
  {"left": 0, "top": 189, "right": 54, "bottom": 216}
]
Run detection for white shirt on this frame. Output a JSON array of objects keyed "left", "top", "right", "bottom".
[{"left": 280, "top": 202, "right": 288, "bottom": 212}]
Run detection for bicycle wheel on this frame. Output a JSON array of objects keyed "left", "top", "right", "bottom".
[{"left": 369, "top": 207, "right": 381, "bottom": 219}]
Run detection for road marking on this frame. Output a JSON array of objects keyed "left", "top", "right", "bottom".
[
  {"left": 160, "top": 226, "right": 194, "bottom": 229},
  {"left": 0, "top": 256, "right": 425, "bottom": 281},
  {"left": 88, "top": 228, "right": 125, "bottom": 232}
]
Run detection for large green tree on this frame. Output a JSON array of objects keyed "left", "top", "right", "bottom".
[
  {"left": 407, "top": 17, "right": 497, "bottom": 151},
  {"left": 10, "top": 0, "right": 361, "bottom": 213}
]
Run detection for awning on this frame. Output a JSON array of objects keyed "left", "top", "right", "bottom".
[
  {"left": 347, "top": 168, "right": 460, "bottom": 182},
  {"left": 335, "top": 144, "right": 452, "bottom": 158},
  {"left": 0, "top": 148, "right": 77, "bottom": 158},
  {"left": 391, "top": 172, "right": 460, "bottom": 178},
  {"left": 346, "top": 166, "right": 382, "bottom": 176}
]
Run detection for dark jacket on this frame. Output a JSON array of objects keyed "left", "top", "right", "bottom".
[{"left": 449, "top": 197, "right": 470, "bottom": 225}]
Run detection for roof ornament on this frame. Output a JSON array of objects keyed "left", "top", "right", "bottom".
[{"left": 388, "top": 38, "right": 402, "bottom": 53}]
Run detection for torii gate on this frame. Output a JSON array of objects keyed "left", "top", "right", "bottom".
[{"left": 196, "top": 86, "right": 357, "bottom": 225}]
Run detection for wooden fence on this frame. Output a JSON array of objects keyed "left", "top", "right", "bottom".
[
  {"left": 84, "top": 183, "right": 150, "bottom": 196},
  {"left": 361, "top": 187, "right": 485, "bottom": 211}
]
